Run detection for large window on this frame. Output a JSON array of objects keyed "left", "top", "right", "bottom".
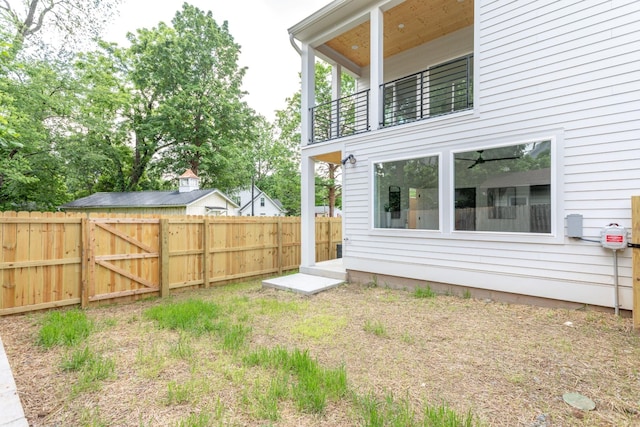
[
  {"left": 454, "top": 141, "right": 551, "bottom": 233},
  {"left": 374, "top": 156, "right": 439, "bottom": 229}
]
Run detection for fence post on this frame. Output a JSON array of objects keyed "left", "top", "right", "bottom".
[
  {"left": 632, "top": 196, "right": 640, "bottom": 330},
  {"left": 80, "top": 218, "right": 89, "bottom": 308},
  {"left": 160, "top": 218, "right": 170, "bottom": 297},
  {"left": 328, "top": 218, "right": 333, "bottom": 259},
  {"left": 203, "top": 218, "right": 210, "bottom": 288},
  {"left": 277, "top": 217, "right": 283, "bottom": 275}
]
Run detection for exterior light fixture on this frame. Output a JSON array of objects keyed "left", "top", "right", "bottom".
[{"left": 341, "top": 154, "right": 356, "bottom": 165}]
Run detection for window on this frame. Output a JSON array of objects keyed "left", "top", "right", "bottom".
[
  {"left": 374, "top": 155, "right": 439, "bottom": 229},
  {"left": 260, "top": 197, "right": 265, "bottom": 207},
  {"left": 454, "top": 140, "right": 551, "bottom": 233}
]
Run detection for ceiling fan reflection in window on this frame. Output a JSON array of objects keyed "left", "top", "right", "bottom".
[{"left": 457, "top": 150, "right": 520, "bottom": 169}]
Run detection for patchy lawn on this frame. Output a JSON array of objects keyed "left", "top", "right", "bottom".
[{"left": 1, "top": 280, "right": 639, "bottom": 426}]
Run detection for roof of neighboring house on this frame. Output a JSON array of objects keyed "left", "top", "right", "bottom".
[
  {"left": 238, "top": 185, "right": 287, "bottom": 214},
  {"left": 480, "top": 168, "right": 551, "bottom": 189},
  {"left": 61, "top": 189, "right": 239, "bottom": 209}
]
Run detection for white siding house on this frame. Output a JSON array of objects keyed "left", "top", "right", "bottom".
[
  {"left": 290, "top": 0, "right": 640, "bottom": 312},
  {"left": 234, "top": 186, "right": 286, "bottom": 217}
]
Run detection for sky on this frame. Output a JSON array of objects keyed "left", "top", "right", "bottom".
[{"left": 104, "top": 0, "right": 333, "bottom": 121}]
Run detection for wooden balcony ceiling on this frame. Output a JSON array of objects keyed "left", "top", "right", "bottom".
[{"left": 325, "top": 0, "right": 473, "bottom": 67}]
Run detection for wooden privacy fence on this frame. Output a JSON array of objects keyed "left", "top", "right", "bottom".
[{"left": 0, "top": 212, "right": 342, "bottom": 316}]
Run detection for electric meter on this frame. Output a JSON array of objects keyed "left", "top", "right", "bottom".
[{"left": 600, "top": 223, "right": 628, "bottom": 250}]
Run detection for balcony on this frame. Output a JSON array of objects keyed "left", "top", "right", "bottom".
[{"left": 310, "top": 54, "right": 473, "bottom": 144}]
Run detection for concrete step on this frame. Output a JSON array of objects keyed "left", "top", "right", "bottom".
[
  {"left": 262, "top": 273, "right": 344, "bottom": 295},
  {"left": 299, "top": 265, "right": 347, "bottom": 281}
]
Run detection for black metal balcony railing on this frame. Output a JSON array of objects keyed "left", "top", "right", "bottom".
[
  {"left": 382, "top": 54, "right": 473, "bottom": 127},
  {"left": 309, "top": 54, "right": 473, "bottom": 144},
  {"left": 310, "top": 90, "right": 370, "bottom": 143}
]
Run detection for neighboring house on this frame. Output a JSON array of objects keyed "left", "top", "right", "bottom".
[
  {"left": 315, "top": 206, "right": 342, "bottom": 217},
  {"left": 290, "top": 1, "right": 640, "bottom": 312},
  {"left": 61, "top": 170, "right": 240, "bottom": 216},
  {"left": 234, "top": 185, "right": 287, "bottom": 217}
]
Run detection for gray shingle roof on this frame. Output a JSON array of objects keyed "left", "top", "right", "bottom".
[{"left": 61, "top": 190, "right": 219, "bottom": 209}]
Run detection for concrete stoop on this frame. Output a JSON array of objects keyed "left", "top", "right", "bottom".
[{"left": 262, "top": 273, "right": 345, "bottom": 295}]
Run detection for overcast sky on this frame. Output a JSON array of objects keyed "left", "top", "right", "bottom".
[{"left": 104, "top": 0, "right": 333, "bottom": 121}]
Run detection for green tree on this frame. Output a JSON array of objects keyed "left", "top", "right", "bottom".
[{"left": 125, "top": 4, "right": 255, "bottom": 191}]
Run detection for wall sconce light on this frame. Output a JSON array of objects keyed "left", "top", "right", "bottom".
[{"left": 341, "top": 154, "right": 356, "bottom": 165}]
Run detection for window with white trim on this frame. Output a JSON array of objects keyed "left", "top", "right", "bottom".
[
  {"left": 374, "top": 155, "right": 439, "bottom": 229},
  {"left": 454, "top": 140, "right": 551, "bottom": 233}
]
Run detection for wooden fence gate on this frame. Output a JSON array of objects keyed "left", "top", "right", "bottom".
[{"left": 83, "top": 218, "right": 161, "bottom": 306}]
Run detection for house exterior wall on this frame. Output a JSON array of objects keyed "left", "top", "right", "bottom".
[
  {"left": 185, "top": 193, "right": 239, "bottom": 216},
  {"left": 338, "top": 0, "right": 640, "bottom": 310},
  {"left": 236, "top": 189, "right": 285, "bottom": 217}
]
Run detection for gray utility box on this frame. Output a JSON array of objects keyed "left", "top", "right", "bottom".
[{"left": 566, "top": 214, "right": 583, "bottom": 238}]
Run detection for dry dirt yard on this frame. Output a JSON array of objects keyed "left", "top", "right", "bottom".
[{"left": 1, "top": 280, "right": 639, "bottom": 427}]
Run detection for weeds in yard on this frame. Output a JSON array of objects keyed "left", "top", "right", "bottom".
[
  {"left": 414, "top": 285, "right": 437, "bottom": 299},
  {"left": 135, "top": 342, "right": 167, "bottom": 379},
  {"left": 173, "top": 411, "right": 214, "bottom": 427},
  {"left": 257, "top": 298, "right": 305, "bottom": 315},
  {"left": 364, "top": 319, "right": 387, "bottom": 337},
  {"left": 423, "top": 402, "right": 476, "bottom": 427},
  {"left": 37, "top": 309, "right": 92, "bottom": 348},
  {"left": 243, "top": 346, "right": 347, "bottom": 416},
  {"left": 144, "top": 299, "right": 222, "bottom": 335},
  {"left": 463, "top": 289, "right": 472, "bottom": 299},
  {"left": 221, "top": 324, "right": 252, "bottom": 352},
  {"left": 70, "top": 352, "right": 116, "bottom": 395},
  {"left": 169, "top": 333, "right": 194, "bottom": 360},
  {"left": 79, "top": 406, "right": 108, "bottom": 427},
  {"left": 355, "top": 391, "right": 477, "bottom": 427},
  {"left": 292, "top": 314, "right": 347, "bottom": 340},
  {"left": 166, "top": 379, "right": 210, "bottom": 405}
]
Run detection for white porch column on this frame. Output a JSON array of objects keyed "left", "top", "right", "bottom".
[
  {"left": 331, "top": 63, "right": 342, "bottom": 139},
  {"left": 369, "top": 7, "right": 383, "bottom": 131},
  {"left": 301, "top": 43, "right": 315, "bottom": 146},
  {"left": 301, "top": 154, "right": 316, "bottom": 267},
  {"left": 300, "top": 43, "right": 316, "bottom": 267}
]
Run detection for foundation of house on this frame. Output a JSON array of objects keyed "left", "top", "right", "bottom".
[{"left": 347, "top": 270, "right": 632, "bottom": 318}]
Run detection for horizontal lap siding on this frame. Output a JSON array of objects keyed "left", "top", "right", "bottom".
[{"left": 343, "top": 0, "right": 640, "bottom": 308}]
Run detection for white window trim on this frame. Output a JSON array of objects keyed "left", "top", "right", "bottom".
[
  {"left": 369, "top": 152, "right": 443, "bottom": 233},
  {"left": 368, "top": 131, "right": 564, "bottom": 244}
]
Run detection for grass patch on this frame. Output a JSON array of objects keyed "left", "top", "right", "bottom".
[
  {"left": 356, "top": 392, "right": 477, "bottom": 427},
  {"left": 173, "top": 411, "right": 214, "bottom": 427},
  {"left": 166, "top": 378, "right": 211, "bottom": 405},
  {"left": 364, "top": 319, "right": 387, "bottom": 337},
  {"left": 221, "top": 324, "right": 252, "bottom": 352},
  {"left": 68, "top": 350, "right": 116, "bottom": 395},
  {"left": 144, "top": 299, "right": 222, "bottom": 335},
  {"left": 257, "top": 298, "right": 305, "bottom": 315},
  {"left": 244, "top": 346, "right": 347, "bottom": 416},
  {"left": 37, "top": 309, "right": 92, "bottom": 348},
  {"left": 169, "top": 333, "right": 194, "bottom": 360},
  {"left": 292, "top": 314, "right": 347, "bottom": 340},
  {"left": 414, "top": 285, "right": 437, "bottom": 299},
  {"left": 135, "top": 342, "right": 167, "bottom": 379}
]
